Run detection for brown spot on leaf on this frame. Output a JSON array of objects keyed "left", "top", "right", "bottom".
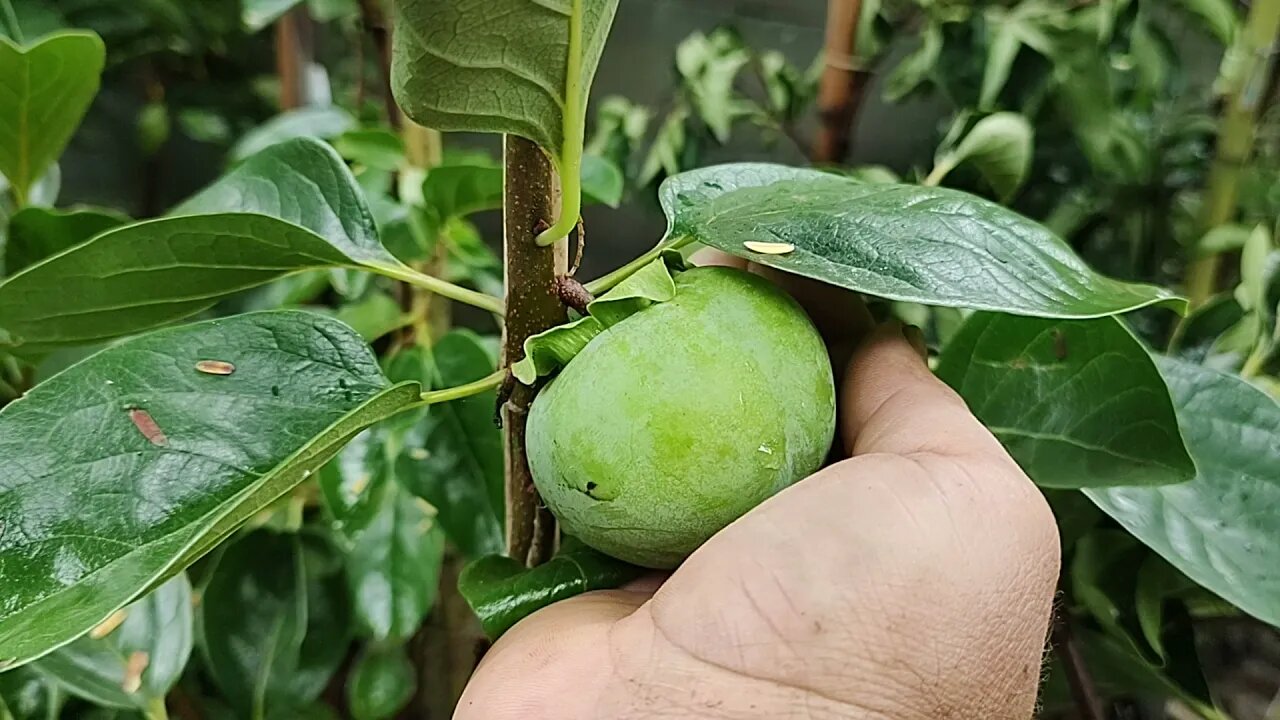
[
  {"left": 195, "top": 360, "right": 236, "bottom": 376},
  {"left": 129, "top": 408, "right": 168, "bottom": 446},
  {"left": 1052, "top": 330, "right": 1069, "bottom": 360}
]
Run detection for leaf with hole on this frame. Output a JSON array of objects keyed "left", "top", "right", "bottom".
[
  {"left": 935, "top": 313, "right": 1193, "bottom": 488},
  {"left": 662, "top": 164, "right": 1184, "bottom": 318},
  {"left": 0, "top": 31, "right": 103, "bottom": 204},
  {"left": 1086, "top": 357, "right": 1280, "bottom": 628},
  {"left": 0, "top": 310, "right": 420, "bottom": 669}
]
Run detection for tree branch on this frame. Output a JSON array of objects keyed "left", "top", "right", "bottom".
[
  {"left": 357, "top": 0, "right": 402, "bottom": 129},
  {"left": 1052, "top": 608, "right": 1106, "bottom": 720},
  {"left": 813, "top": 0, "right": 867, "bottom": 163},
  {"left": 274, "top": 5, "right": 316, "bottom": 110},
  {"left": 502, "top": 136, "right": 565, "bottom": 566}
]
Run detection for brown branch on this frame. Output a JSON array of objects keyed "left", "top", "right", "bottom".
[
  {"left": 358, "top": 0, "right": 402, "bottom": 129},
  {"left": 502, "top": 136, "right": 565, "bottom": 566},
  {"left": 274, "top": 5, "right": 315, "bottom": 110},
  {"left": 1051, "top": 608, "right": 1106, "bottom": 720},
  {"left": 813, "top": 0, "right": 867, "bottom": 163},
  {"left": 411, "top": 553, "right": 487, "bottom": 719}
]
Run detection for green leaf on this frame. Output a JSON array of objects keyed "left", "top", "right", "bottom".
[
  {"left": 231, "top": 106, "right": 357, "bottom": 162},
  {"left": 661, "top": 164, "right": 1185, "bottom": 318},
  {"left": 0, "top": 32, "right": 104, "bottom": 204},
  {"left": 243, "top": 0, "right": 306, "bottom": 31},
  {"left": 936, "top": 313, "right": 1193, "bottom": 488},
  {"left": 1168, "top": 294, "right": 1246, "bottom": 366},
  {"left": 932, "top": 112, "right": 1033, "bottom": 200},
  {"left": 979, "top": 4, "right": 1057, "bottom": 110},
  {"left": 0, "top": 311, "right": 420, "bottom": 669},
  {"left": 319, "top": 429, "right": 393, "bottom": 541},
  {"left": 1194, "top": 223, "right": 1253, "bottom": 257},
  {"left": 1169, "top": 0, "right": 1239, "bottom": 44},
  {"left": 1087, "top": 357, "right": 1280, "bottom": 628},
  {"left": 420, "top": 164, "right": 502, "bottom": 222},
  {"left": 33, "top": 575, "right": 192, "bottom": 710},
  {"left": 391, "top": 0, "right": 619, "bottom": 154},
  {"left": 883, "top": 22, "right": 941, "bottom": 102},
  {"left": 333, "top": 129, "right": 405, "bottom": 171},
  {"left": 397, "top": 332, "right": 504, "bottom": 558},
  {"left": 335, "top": 291, "right": 408, "bottom": 342},
  {"left": 0, "top": 666, "right": 62, "bottom": 720},
  {"left": 3, "top": 205, "right": 128, "bottom": 275},
  {"left": 675, "top": 28, "right": 752, "bottom": 143},
  {"left": 459, "top": 541, "right": 644, "bottom": 638},
  {"left": 200, "top": 530, "right": 351, "bottom": 719},
  {"left": 346, "top": 644, "right": 416, "bottom": 720},
  {"left": 581, "top": 154, "right": 623, "bottom": 208},
  {"left": 345, "top": 482, "right": 445, "bottom": 643},
  {"left": 0, "top": 138, "right": 400, "bottom": 355}
]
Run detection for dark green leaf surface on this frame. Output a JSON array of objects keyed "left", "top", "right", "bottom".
[
  {"left": 34, "top": 575, "right": 192, "bottom": 710},
  {"left": 345, "top": 483, "right": 444, "bottom": 643},
  {"left": 661, "top": 164, "right": 1184, "bottom": 318},
  {"left": 0, "top": 311, "right": 419, "bottom": 668},
  {"left": 419, "top": 164, "right": 501, "bottom": 222},
  {"left": 319, "top": 430, "right": 393, "bottom": 541},
  {"left": 0, "top": 139, "right": 398, "bottom": 354},
  {"left": 200, "top": 531, "right": 351, "bottom": 719},
  {"left": 0, "top": 666, "right": 62, "bottom": 719},
  {"left": 397, "top": 332, "right": 504, "bottom": 558},
  {"left": 391, "top": 0, "right": 619, "bottom": 153},
  {"left": 346, "top": 644, "right": 416, "bottom": 720},
  {"left": 1087, "top": 357, "right": 1280, "bottom": 627},
  {"left": 460, "top": 542, "right": 644, "bottom": 639},
  {"left": 935, "top": 313, "right": 1193, "bottom": 488},
  {"left": 3, "top": 206, "right": 127, "bottom": 275},
  {"left": 0, "top": 32, "right": 103, "bottom": 201}
]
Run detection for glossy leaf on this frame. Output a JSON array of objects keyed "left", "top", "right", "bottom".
[
  {"left": 230, "top": 106, "right": 356, "bottom": 162},
  {"left": 1087, "top": 357, "right": 1280, "bottom": 627},
  {"left": 347, "top": 644, "right": 416, "bottom": 720},
  {"left": 34, "top": 575, "right": 192, "bottom": 710},
  {"left": 932, "top": 113, "right": 1033, "bottom": 200},
  {"left": 200, "top": 531, "right": 351, "bottom": 719},
  {"left": 319, "top": 429, "right": 393, "bottom": 541},
  {"left": 0, "top": 138, "right": 399, "bottom": 355},
  {"left": 459, "top": 541, "right": 644, "bottom": 638},
  {"left": 391, "top": 0, "right": 619, "bottom": 154},
  {"left": 0, "top": 32, "right": 103, "bottom": 203},
  {"left": 345, "top": 482, "right": 445, "bottom": 643},
  {"left": 0, "top": 311, "right": 420, "bottom": 669},
  {"left": 935, "top": 313, "right": 1193, "bottom": 488},
  {"left": 397, "top": 332, "right": 504, "bottom": 558},
  {"left": 662, "top": 164, "right": 1184, "bottom": 318},
  {"left": 3, "top": 206, "right": 127, "bottom": 276}
]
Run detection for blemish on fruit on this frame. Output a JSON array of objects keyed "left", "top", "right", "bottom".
[
  {"left": 90, "top": 609, "right": 128, "bottom": 639},
  {"left": 743, "top": 241, "right": 795, "bottom": 255},
  {"left": 271, "top": 385, "right": 281, "bottom": 397},
  {"left": 128, "top": 408, "right": 168, "bottom": 446},
  {"left": 195, "top": 360, "right": 236, "bottom": 375},
  {"left": 757, "top": 444, "right": 774, "bottom": 455}
]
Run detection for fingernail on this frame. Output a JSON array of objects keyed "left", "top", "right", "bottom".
[{"left": 902, "top": 324, "right": 928, "bottom": 360}]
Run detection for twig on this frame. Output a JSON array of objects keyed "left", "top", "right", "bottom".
[
  {"left": 502, "top": 136, "right": 565, "bottom": 566},
  {"left": 813, "top": 0, "right": 867, "bottom": 163},
  {"left": 1051, "top": 608, "right": 1106, "bottom": 720},
  {"left": 274, "top": 5, "right": 315, "bottom": 110},
  {"left": 357, "top": 0, "right": 402, "bottom": 129}
]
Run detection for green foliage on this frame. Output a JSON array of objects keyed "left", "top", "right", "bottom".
[{"left": 346, "top": 644, "right": 416, "bottom": 720}]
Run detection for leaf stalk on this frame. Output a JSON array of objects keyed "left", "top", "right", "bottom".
[{"left": 534, "top": 0, "right": 586, "bottom": 247}]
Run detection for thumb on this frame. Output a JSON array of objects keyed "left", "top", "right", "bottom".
[{"left": 840, "top": 321, "right": 1005, "bottom": 461}]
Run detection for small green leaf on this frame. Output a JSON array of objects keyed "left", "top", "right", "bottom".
[
  {"left": 231, "top": 106, "right": 356, "bottom": 162},
  {"left": 34, "top": 575, "right": 193, "bottom": 710},
  {"left": 883, "top": 22, "right": 941, "bottom": 102},
  {"left": 1168, "top": 294, "right": 1245, "bottom": 366},
  {"left": 3, "top": 205, "right": 128, "bottom": 275},
  {"left": 345, "top": 482, "right": 445, "bottom": 643},
  {"left": 932, "top": 113, "right": 1033, "bottom": 200},
  {"left": 511, "top": 316, "right": 600, "bottom": 385},
  {"left": 581, "top": 154, "right": 624, "bottom": 208},
  {"left": 333, "top": 129, "right": 405, "bottom": 171},
  {"left": 675, "top": 29, "right": 752, "bottom": 143},
  {"left": 346, "top": 644, "right": 416, "bottom": 720},
  {"left": 936, "top": 313, "right": 1193, "bottom": 488},
  {"left": 1169, "top": 0, "right": 1239, "bottom": 44},
  {"left": 335, "top": 291, "right": 409, "bottom": 342},
  {"left": 420, "top": 164, "right": 502, "bottom": 222},
  {"left": 397, "top": 332, "right": 504, "bottom": 558},
  {"left": 243, "top": 0, "right": 306, "bottom": 31},
  {"left": 319, "top": 430, "right": 393, "bottom": 541},
  {"left": 391, "top": 0, "right": 619, "bottom": 154},
  {"left": 459, "top": 541, "right": 644, "bottom": 639},
  {"left": 200, "top": 531, "right": 351, "bottom": 719},
  {"left": 0, "top": 32, "right": 104, "bottom": 204},
  {"left": 661, "top": 164, "right": 1184, "bottom": 318},
  {"left": 0, "top": 138, "right": 401, "bottom": 355},
  {"left": 0, "top": 666, "right": 62, "bottom": 720},
  {"left": 1194, "top": 223, "right": 1253, "bottom": 256},
  {"left": 0, "top": 311, "right": 420, "bottom": 669},
  {"left": 1087, "top": 357, "right": 1280, "bottom": 628}
]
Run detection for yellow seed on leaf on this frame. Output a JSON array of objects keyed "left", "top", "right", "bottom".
[
  {"left": 742, "top": 241, "right": 795, "bottom": 255},
  {"left": 195, "top": 360, "right": 236, "bottom": 376}
]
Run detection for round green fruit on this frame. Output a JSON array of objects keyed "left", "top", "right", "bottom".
[{"left": 526, "top": 265, "right": 836, "bottom": 568}]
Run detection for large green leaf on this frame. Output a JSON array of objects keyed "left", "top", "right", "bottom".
[
  {"left": 459, "top": 540, "right": 643, "bottom": 639},
  {"left": 0, "top": 138, "right": 401, "bottom": 355},
  {"left": 0, "top": 311, "right": 420, "bottom": 669},
  {"left": 344, "top": 482, "right": 445, "bottom": 643},
  {"left": 397, "top": 332, "right": 504, "bottom": 558},
  {"left": 661, "top": 164, "right": 1183, "bottom": 318},
  {"left": 935, "top": 313, "right": 1193, "bottom": 488},
  {"left": 1087, "top": 357, "right": 1280, "bottom": 628},
  {"left": 33, "top": 575, "right": 192, "bottom": 711},
  {"left": 0, "top": 32, "right": 103, "bottom": 204},
  {"left": 390, "top": 0, "right": 619, "bottom": 154},
  {"left": 200, "top": 531, "right": 351, "bottom": 719},
  {"left": 3, "top": 205, "right": 127, "bottom": 275}
]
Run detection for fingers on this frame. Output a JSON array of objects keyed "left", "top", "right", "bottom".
[{"left": 840, "top": 321, "right": 1005, "bottom": 460}]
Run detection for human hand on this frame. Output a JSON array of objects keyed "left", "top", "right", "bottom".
[{"left": 457, "top": 257, "right": 1061, "bottom": 720}]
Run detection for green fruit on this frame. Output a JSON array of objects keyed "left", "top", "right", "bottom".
[{"left": 527, "top": 266, "right": 836, "bottom": 568}]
